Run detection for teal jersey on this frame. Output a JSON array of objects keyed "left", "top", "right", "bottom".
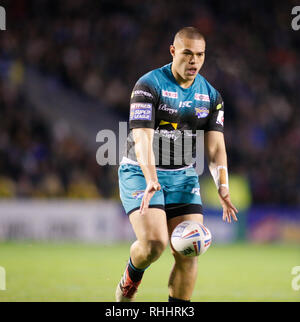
[{"left": 123, "top": 63, "right": 224, "bottom": 169}]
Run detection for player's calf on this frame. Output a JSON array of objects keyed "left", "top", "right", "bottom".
[{"left": 168, "top": 252, "right": 198, "bottom": 301}]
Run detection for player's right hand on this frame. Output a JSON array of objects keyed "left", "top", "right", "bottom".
[{"left": 140, "top": 181, "right": 161, "bottom": 215}]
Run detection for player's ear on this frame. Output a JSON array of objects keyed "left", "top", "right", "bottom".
[{"left": 170, "top": 45, "right": 175, "bottom": 58}]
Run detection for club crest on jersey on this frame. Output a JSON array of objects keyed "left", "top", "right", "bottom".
[
  {"left": 131, "top": 190, "right": 145, "bottom": 199},
  {"left": 162, "top": 90, "right": 178, "bottom": 99},
  {"left": 194, "top": 93, "right": 210, "bottom": 102},
  {"left": 195, "top": 107, "right": 209, "bottom": 118}
]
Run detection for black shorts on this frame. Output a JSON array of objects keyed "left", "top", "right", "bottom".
[{"left": 127, "top": 203, "right": 203, "bottom": 220}]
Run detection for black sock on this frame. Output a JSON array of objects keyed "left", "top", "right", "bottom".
[
  {"left": 127, "top": 258, "right": 147, "bottom": 283},
  {"left": 168, "top": 296, "right": 191, "bottom": 302}
]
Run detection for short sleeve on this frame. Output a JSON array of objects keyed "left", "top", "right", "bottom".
[
  {"left": 204, "top": 92, "right": 224, "bottom": 133},
  {"left": 129, "top": 82, "right": 158, "bottom": 130}
]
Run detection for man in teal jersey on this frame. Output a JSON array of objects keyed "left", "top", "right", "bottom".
[{"left": 116, "top": 27, "right": 238, "bottom": 302}]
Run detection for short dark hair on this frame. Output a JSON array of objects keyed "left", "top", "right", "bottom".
[{"left": 174, "top": 26, "right": 205, "bottom": 43}]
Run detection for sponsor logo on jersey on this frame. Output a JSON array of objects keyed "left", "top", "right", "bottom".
[
  {"left": 179, "top": 101, "right": 192, "bottom": 108},
  {"left": 158, "top": 104, "right": 178, "bottom": 114},
  {"left": 130, "top": 103, "right": 152, "bottom": 121},
  {"left": 131, "top": 90, "right": 153, "bottom": 99},
  {"left": 195, "top": 107, "right": 209, "bottom": 118},
  {"left": 216, "top": 110, "right": 224, "bottom": 126},
  {"left": 194, "top": 93, "right": 210, "bottom": 102},
  {"left": 162, "top": 90, "right": 178, "bottom": 99}
]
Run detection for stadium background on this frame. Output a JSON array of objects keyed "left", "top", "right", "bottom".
[{"left": 0, "top": 0, "right": 299, "bottom": 301}]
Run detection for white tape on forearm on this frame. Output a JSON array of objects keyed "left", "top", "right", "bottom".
[{"left": 211, "top": 166, "right": 229, "bottom": 189}]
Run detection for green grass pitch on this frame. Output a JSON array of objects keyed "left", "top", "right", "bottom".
[{"left": 0, "top": 242, "right": 299, "bottom": 302}]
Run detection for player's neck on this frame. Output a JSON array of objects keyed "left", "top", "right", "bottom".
[{"left": 171, "top": 65, "right": 194, "bottom": 89}]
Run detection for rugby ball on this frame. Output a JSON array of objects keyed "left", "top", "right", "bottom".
[{"left": 171, "top": 220, "right": 212, "bottom": 257}]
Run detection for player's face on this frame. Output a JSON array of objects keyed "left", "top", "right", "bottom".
[{"left": 170, "top": 38, "right": 206, "bottom": 84}]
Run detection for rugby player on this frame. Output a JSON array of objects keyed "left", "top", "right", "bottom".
[{"left": 116, "top": 26, "right": 238, "bottom": 302}]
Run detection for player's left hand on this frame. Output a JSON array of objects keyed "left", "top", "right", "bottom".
[{"left": 218, "top": 186, "right": 238, "bottom": 223}]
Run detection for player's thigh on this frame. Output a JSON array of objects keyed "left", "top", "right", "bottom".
[{"left": 129, "top": 208, "right": 169, "bottom": 244}]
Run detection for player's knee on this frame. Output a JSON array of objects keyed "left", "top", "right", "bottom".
[{"left": 144, "top": 238, "right": 168, "bottom": 263}]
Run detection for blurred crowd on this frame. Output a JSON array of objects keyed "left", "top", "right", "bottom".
[
  {"left": 0, "top": 75, "right": 116, "bottom": 199},
  {"left": 0, "top": 0, "right": 299, "bottom": 204}
]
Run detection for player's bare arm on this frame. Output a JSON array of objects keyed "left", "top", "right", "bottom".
[
  {"left": 204, "top": 130, "right": 238, "bottom": 223},
  {"left": 132, "top": 128, "right": 161, "bottom": 215}
]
